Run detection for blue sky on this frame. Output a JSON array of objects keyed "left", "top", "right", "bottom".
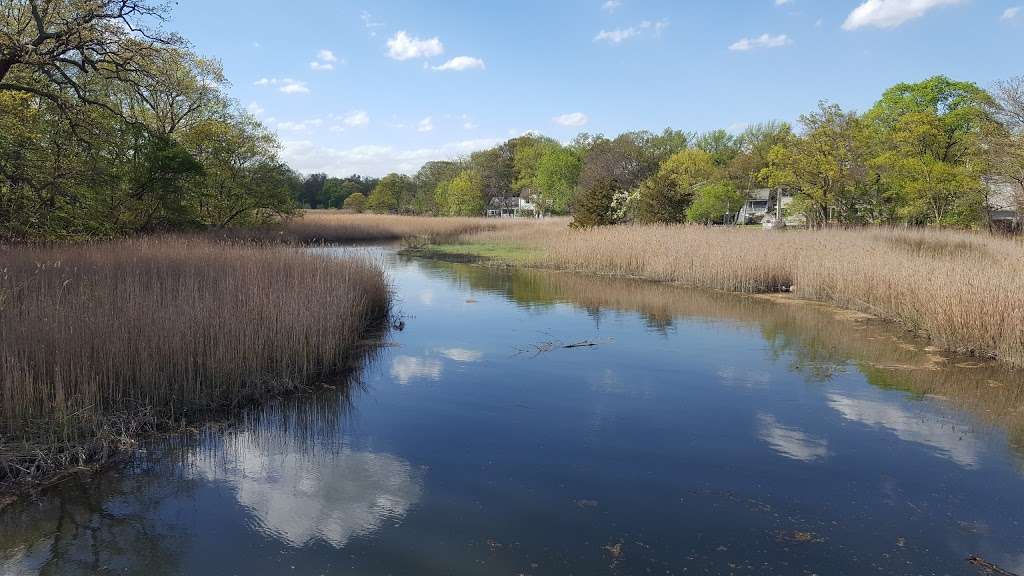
[{"left": 169, "top": 0, "right": 1021, "bottom": 177}]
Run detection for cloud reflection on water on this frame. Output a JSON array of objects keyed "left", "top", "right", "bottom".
[
  {"left": 191, "top": 435, "right": 423, "bottom": 548},
  {"left": 757, "top": 413, "right": 829, "bottom": 462},
  {"left": 827, "top": 393, "right": 982, "bottom": 469},
  {"left": 390, "top": 356, "right": 443, "bottom": 385}
]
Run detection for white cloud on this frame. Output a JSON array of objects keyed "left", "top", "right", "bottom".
[
  {"left": 640, "top": 19, "right": 671, "bottom": 35},
  {"left": 433, "top": 56, "right": 486, "bottom": 71},
  {"left": 279, "top": 79, "right": 310, "bottom": 94},
  {"left": 276, "top": 118, "right": 323, "bottom": 132},
  {"left": 594, "top": 27, "right": 640, "bottom": 43},
  {"left": 462, "top": 114, "right": 478, "bottom": 130},
  {"left": 729, "top": 33, "right": 793, "bottom": 51},
  {"left": 417, "top": 116, "right": 434, "bottom": 132},
  {"left": 594, "top": 19, "right": 669, "bottom": 44},
  {"left": 246, "top": 102, "right": 265, "bottom": 116},
  {"left": 757, "top": 414, "right": 829, "bottom": 462},
  {"left": 552, "top": 112, "right": 589, "bottom": 127},
  {"left": 842, "top": 0, "right": 965, "bottom": 30},
  {"left": 279, "top": 138, "right": 502, "bottom": 178},
  {"left": 828, "top": 393, "right": 983, "bottom": 468},
  {"left": 256, "top": 77, "right": 310, "bottom": 94},
  {"left": 341, "top": 110, "right": 370, "bottom": 128},
  {"left": 775, "top": 0, "right": 793, "bottom": 5},
  {"left": 1002, "top": 6, "right": 1021, "bottom": 20},
  {"left": 361, "top": 11, "right": 385, "bottom": 37},
  {"left": 438, "top": 348, "right": 483, "bottom": 362},
  {"left": 310, "top": 49, "right": 340, "bottom": 72},
  {"left": 602, "top": 0, "right": 622, "bottom": 12},
  {"left": 387, "top": 31, "right": 444, "bottom": 60},
  {"left": 390, "top": 356, "right": 442, "bottom": 385}
]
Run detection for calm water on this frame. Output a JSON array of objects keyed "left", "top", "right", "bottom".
[{"left": 3, "top": 246, "right": 1024, "bottom": 575}]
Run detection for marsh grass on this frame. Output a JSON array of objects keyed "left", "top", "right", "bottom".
[
  {"left": 453, "top": 224, "right": 1024, "bottom": 366},
  {"left": 277, "top": 214, "right": 1024, "bottom": 364},
  {"left": 0, "top": 237, "right": 390, "bottom": 488},
  {"left": 280, "top": 211, "right": 556, "bottom": 244}
]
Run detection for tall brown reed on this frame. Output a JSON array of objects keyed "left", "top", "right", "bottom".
[
  {"left": 0, "top": 237, "right": 390, "bottom": 486},
  {"left": 462, "top": 224, "right": 1024, "bottom": 366},
  {"left": 280, "top": 211, "right": 559, "bottom": 244}
]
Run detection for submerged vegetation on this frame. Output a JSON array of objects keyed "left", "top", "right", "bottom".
[{"left": 0, "top": 237, "right": 390, "bottom": 489}]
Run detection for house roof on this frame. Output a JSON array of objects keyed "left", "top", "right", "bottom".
[
  {"left": 489, "top": 197, "right": 519, "bottom": 209},
  {"left": 746, "top": 189, "right": 771, "bottom": 201}
]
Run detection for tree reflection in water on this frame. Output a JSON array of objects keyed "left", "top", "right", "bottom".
[
  {"left": 409, "top": 255, "right": 1024, "bottom": 463},
  {"left": 1, "top": 347, "right": 386, "bottom": 575}
]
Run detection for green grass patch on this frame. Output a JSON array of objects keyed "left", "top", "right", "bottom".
[{"left": 416, "top": 242, "right": 538, "bottom": 264}]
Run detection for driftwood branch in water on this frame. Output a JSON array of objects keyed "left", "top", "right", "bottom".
[
  {"left": 968, "top": 555, "right": 1020, "bottom": 576},
  {"left": 563, "top": 341, "right": 597, "bottom": 349},
  {"left": 512, "top": 338, "right": 606, "bottom": 358}
]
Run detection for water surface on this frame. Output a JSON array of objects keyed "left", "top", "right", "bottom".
[{"left": 3, "top": 246, "right": 1023, "bottom": 575}]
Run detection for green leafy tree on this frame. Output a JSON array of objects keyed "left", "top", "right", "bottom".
[
  {"left": 442, "top": 170, "right": 485, "bottom": 216},
  {"left": 633, "top": 148, "right": 717, "bottom": 223},
  {"left": 695, "top": 130, "right": 741, "bottom": 168},
  {"left": 728, "top": 121, "right": 793, "bottom": 189},
  {"left": 571, "top": 177, "right": 616, "bottom": 228},
  {"left": 534, "top": 147, "right": 582, "bottom": 214},
  {"left": 512, "top": 135, "right": 559, "bottom": 193},
  {"left": 687, "top": 182, "right": 745, "bottom": 224},
  {"left": 761, "top": 102, "right": 863, "bottom": 226},
  {"left": 366, "top": 173, "right": 410, "bottom": 213},
  {"left": 414, "top": 161, "right": 462, "bottom": 214},
  {"left": 322, "top": 178, "right": 351, "bottom": 208},
  {"left": 343, "top": 192, "right": 367, "bottom": 212},
  {"left": 863, "top": 76, "right": 993, "bottom": 227},
  {"left": 179, "top": 115, "right": 296, "bottom": 227},
  {"left": 572, "top": 131, "right": 683, "bottom": 227}
]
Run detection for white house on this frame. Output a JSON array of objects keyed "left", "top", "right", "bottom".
[{"left": 486, "top": 195, "right": 537, "bottom": 218}]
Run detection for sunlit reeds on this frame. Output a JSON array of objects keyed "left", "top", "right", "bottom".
[
  {"left": 462, "top": 224, "right": 1024, "bottom": 366},
  {"left": 0, "top": 237, "right": 390, "bottom": 487},
  {"left": 280, "top": 211, "right": 562, "bottom": 244}
]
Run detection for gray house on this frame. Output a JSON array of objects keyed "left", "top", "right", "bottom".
[
  {"left": 737, "top": 189, "right": 805, "bottom": 227},
  {"left": 736, "top": 189, "right": 771, "bottom": 224}
]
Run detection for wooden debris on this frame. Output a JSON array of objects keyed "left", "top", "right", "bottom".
[{"left": 968, "top": 555, "right": 1020, "bottom": 576}]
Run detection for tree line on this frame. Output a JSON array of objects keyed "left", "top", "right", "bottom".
[
  {"left": 4, "top": 2, "right": 1021, "bottom": 240},
  {"left": 1, "top": 0, "right": 300, "bottom": 241},
  {"left": 352, "top": 75, "right": 1023, "bottom": 231}
]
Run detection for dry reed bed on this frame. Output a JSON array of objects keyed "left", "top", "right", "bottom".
[
  {"left": 0, "top": 237, "right": 390, "bottom": 487},
  {"left": 281, "top": 211, "right": 557, "bottom": 244},
  {"left": 464, "top": 224, "right": 1024, "bottom": 366}
]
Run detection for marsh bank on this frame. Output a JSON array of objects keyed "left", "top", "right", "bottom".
[{"left": 2, "top": 245, "right": 1022, "bottom": 575}]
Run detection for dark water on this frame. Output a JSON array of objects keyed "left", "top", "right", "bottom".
[{"left": 3, "top": 247, "right": 1024, "bottom": 575}]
